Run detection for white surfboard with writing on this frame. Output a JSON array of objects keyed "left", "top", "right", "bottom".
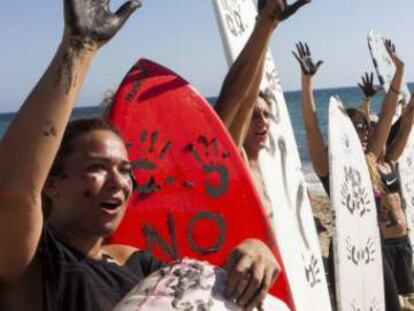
[
  {"left": 212, "top": 1, "right": 332, "bottom": 310},
  {"left": 328, "top": 96, "right": 385, "bottom": 310},
  {"left": 368, "top": 29, "right": 410, "bottom": 117}
]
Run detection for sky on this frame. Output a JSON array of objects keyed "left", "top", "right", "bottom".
[{"left": 0, "top": 0, "right": 413, "bottom": 113}]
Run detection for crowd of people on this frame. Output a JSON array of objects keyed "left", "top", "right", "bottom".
[
  {"left": 295, "top": 39, "right": 414, "bottom": 310},
  {"left": 0, "top": 0, "right": 413, "bottom": 310}
]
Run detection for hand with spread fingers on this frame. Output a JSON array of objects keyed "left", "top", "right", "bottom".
[
  {"left": 224, "top": 239, "right": 280, "bottom": 311},
  {"left": 384, "top": 39, "right": 404, "bottom": 69},
  {"left": 358, "top": 72, "right": 381, "bottom": 99},
  {"left": 292, "top": 42, "right": 323, "bottom": 76},
  {"left": 64, "top": 0, "right": 142, "bottom": 47},
  {"left": 258, "top": 0, "right": 311, "bottom": 22}
]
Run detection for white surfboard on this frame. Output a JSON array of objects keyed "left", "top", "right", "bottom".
[
  {"left": 212, "top": 1, "right": 332, "bottom": 310},
  {"left": 328, "top": 96, "right": 385, "bottom": 311},
  {"left": 367, "top": 29, "right": 411, "bottom": 117}
]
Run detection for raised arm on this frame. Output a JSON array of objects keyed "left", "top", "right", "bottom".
[
  {"left": 385, "top": 95, "right": 414, "bottom": 162},
  {"left": 215, "top": 0, "right": 310, "bottom": 147},
  {"left": 358, "top": 72, "right": 381, "bottom": 123},
  {"left": 292, "top": 42, "right": 328, "bottom": 176},
  {"left": 367, "top": 40, "right": 404, "bottom": 159},
  {"left": 0, "top": 0, "right": 140, "bottom": 281}
]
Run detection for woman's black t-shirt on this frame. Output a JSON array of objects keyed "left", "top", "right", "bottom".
[{"left": 39, "top": 226, "right": 164, "bottom": 311}]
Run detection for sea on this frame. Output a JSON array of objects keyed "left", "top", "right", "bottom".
[{"left": 1, "top": 84, "right": 412, "bottom": 195}]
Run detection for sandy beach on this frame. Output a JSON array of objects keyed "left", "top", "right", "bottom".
[{"left": 309, "top": 193, "right": 332, "bottom": 258}]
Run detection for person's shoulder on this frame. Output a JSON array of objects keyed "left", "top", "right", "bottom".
[{"left": 102, "top": 244, "right": 139, "bottom": 266}]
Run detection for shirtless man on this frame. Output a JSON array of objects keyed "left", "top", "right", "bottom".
[{"left": 215, "top": 0, "right": 311, "bottom": 220}]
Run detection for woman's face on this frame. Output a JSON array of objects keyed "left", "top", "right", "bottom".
[
  {"left": 350, "top": 112, "right": 370, "bottom": 152},
  {"left": 244, "top": 97, "right": 272, "bottom": 154},
  {"left": 47, "top": 130, "right": 133, "bottom": 237}
]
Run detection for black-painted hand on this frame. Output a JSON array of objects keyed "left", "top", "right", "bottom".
[
  {"left": 258, "top": 0, "right": 310, "bottom": 21},
  {"left": 384, "top": 38, "right": 404, "bottom": 69},
  {"left": 225, "top": 239, "right": 279, "bottom": 311},
  {"left": 358, "top": 72, "right": 380, "bottom": 98},
  {"left": 292, "top": 41, "right": 323, "bottom": 76},
  {"left": 64, "top": 0, "right": 141, "bottom": 45}
]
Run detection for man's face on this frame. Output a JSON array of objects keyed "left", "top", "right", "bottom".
[{"left": 244, "top": 97, "right": 272, "bottom": 153}]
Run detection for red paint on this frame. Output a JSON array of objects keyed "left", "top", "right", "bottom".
[{"left": 107, "top": 59, "right": 294, "bottom": 309}]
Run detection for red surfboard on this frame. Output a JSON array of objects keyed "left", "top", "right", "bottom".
[{"left": 107, "top": 58, "right": 294, "bottom": 308}]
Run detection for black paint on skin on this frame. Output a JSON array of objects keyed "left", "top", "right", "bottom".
[
  {"left": 43, "top": 121, "right": 58, "bottom": 137},
  {"left": 143, "top": 213, "right": 179, "bottom": 259},
  {"left": 60, "top": 48, "right": 76, "bottom": 94},
  {"left": 187, "top": 211, "right": 226, "bottom": 254},
  {"left": 292, "top": 42, "right": 323, "bottom": 77},
  {"left": 261, "top": 0, "right": 310, "bottom": 21},
  {"left": 64, "top": 0, "right": 142, "bottom": 43},
  {"left": 83, "top": 190, "right": 92, "bottom": 198},
  {"left": 61, "top": 0, "right": 141, "bottom": 93},
  {"left": 379, "top": 209, "right": 400, "bottom": 229},
  {"left": 358, "top": 72, "right": 380, "bottom": 98},
  {"left": 59, "top": 38, "right": 96, "bottom": 94}
]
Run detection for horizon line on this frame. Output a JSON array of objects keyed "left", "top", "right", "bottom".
[{"left": 1, "top": 82, "right": 412, "bottom": 115}]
